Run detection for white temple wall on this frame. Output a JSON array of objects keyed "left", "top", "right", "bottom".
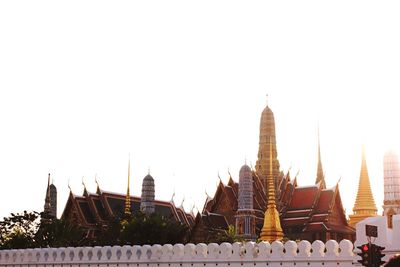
[{"left": 0, "top": 240, "right": 355, "bottom": 267}]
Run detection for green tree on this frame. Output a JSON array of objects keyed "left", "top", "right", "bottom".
[
  {"left": 35, "top": 215, "right": 88, "bottom": 248},
  {"left": 0, "top": 211, "right": 39, "bottom": 249},
  {"left": 208, "top": 225, "right": 244, "bottom": 244},
  {"left": 119, "top": 212, "right": 189, "bottom": 245}
]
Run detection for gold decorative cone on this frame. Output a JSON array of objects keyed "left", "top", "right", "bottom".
[
  {"left": 259, "top": 138, "right": 283, "bottom": 242},
  {"left": 349, "top": 146, "right": 377, "bottom": 227}
]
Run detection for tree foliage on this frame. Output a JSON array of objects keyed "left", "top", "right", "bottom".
[
  {"left": 119, "top": 212, "right": 189, "bottom": 245},
  {"left": 0, "top": 210, "right": 189, "bottom": 249},
  {"left": 95, "top": 212, "right": 189, "bottom": 246},
  {"left": 0, "top": 211, "right": 87, "bottom": 249},
  {"left": 0, "top": 211, "right": 39, "bottom": 249},
  {"left": 207, "top": 225, "right": 244, "bottom": 244}
]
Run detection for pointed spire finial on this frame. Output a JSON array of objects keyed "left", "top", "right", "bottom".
[
  {"left": 44, "top": 173, "right": 52, "bottom": 213},
  {"left": 124, "top": 154, "right": 132, "bottom": 215},
  {"left": 315, "top": 123, "right": 326, "bottom": 189},
  {"left": 266, "top": 94, "right": 269, "bottom": 106}
]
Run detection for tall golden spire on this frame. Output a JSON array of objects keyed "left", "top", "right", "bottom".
[
  {"left": 315, "top": 124, "right": 326, "bottom": 188},
  {"left": 259, "top": 137, "right": 284, "bottom": 242},
  {"left": 255, "top": 101, "right": 280, "bottom": 195},
  {"left": 124, "top": 156, "right": 131, "bottom": 215},
  {"left": 349, "top": 146, "right": 377, "bottom": 227}
]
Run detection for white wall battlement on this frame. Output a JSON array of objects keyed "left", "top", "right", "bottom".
[{"left": 0, "top": 240, "right": 355, "bottom": 267}]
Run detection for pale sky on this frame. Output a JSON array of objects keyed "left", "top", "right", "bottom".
[{"left": 1, "top": 1, "right": 400, "bottom": 221}]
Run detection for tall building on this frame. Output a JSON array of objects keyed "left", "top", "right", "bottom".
[
  {"left": 44, "top": 173, "right": 57, "bottom": 218},
  {"left": 349, "top": 146, "right": 377, "bottom": 227},
  {"left": 383, "top": 150, "right": 400, "bottom": 228},
  {"left": 192, "top": 102, "right": 354, "bottom": 243}
]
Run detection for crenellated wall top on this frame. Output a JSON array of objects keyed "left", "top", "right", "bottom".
[{"left": 0, "top": 240, "right": 355, "bottom": 265}]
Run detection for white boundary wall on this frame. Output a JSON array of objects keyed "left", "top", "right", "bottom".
[{"left": 0, "top": 240, "right": 355, "bottom": 267}]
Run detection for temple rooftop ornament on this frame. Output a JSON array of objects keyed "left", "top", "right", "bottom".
[
  {"left": 315, "top": 123, "right": 326, "bottom": 189},
  {"left": 124, "top": 156, "right": 131, "bottom": 215}
]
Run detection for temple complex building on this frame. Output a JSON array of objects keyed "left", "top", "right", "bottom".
[
  {"left": 61, "top": 172, "right": 194, "bottom": 238},
  {"left": 349, "top": 147, "right": 377, "bottom": 227},
  {"left": 191, "top": 103, "right": 355, "bottom": 243},
  {"left": 383, "top": 150, "right": 400, "bottom": 228}
]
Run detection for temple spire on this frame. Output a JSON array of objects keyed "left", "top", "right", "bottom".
[
  {"left": 349, "top": 145, "right": 377, "bottom": 227},
  {"left": 315, "top": 124, "right": 326, "bottom": 188},
  {"left": 44, "top": 173, "right": 51, "bottom": 214},
  {"left": 259, "top": 137, "right": 283, "bottom": 242},
  {"left": 124, "top": 156, "right": 131, "bottom": 215},
  {"left": 255, "top": 101, "right": 281, "bottom": 194}
]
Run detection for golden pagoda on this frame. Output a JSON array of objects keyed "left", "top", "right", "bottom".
[
  {"left": 349, "top": 146, "right": 377, "bottom": 227},
  {"left": 259, "top": 138, "right": 284, "bottom": 242},
  {"left": 255, "top": 104, "right": 280, "bottom": 194}
]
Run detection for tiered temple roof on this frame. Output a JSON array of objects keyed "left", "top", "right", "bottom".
[{"left": 62, "top": 187, "right": 195, "bottom": 237}]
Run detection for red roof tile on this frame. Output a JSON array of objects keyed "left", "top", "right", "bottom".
[
  {"left": 288, "top": 186, "right": 319, "bottom": 210},
  {"left": 315, "top": 190, "right": 334, "bottom": 213}
]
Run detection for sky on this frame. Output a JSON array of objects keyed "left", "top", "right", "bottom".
[{"left": 1, "top": 1, "right": 400, "bottom": 221}]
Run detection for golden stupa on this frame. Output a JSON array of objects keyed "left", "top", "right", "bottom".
[
  {"left": 349, "top": 146, "right": 377, "bottom": 227},
  {"left": 259, "top": 138, "right": 284, "bottom": 242}
]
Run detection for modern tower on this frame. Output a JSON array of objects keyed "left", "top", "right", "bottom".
[
  {"left": 255, "top": 103, "right": 281, "bottom": 195},
  {"left": 383, "top": 150, "right": 400, "bottom": 228},
  {"left": 349, "top": 146, "right": 377, "bottom": 227}
]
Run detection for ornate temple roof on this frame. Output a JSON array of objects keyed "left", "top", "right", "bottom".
[{"left": 61, "top": 189, "right": 195, "bottom": 230}]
